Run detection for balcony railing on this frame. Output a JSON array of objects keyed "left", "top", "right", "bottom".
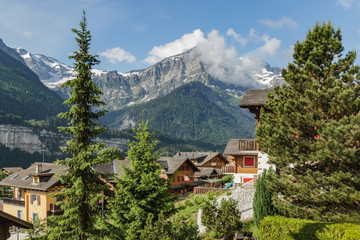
[
  {"left": 193, "top": 187, "right": 226, "bottom": 195},
  {"left": 47, "top": 203, "right": 64, "bottom": 216},
  {"left": 3, "top": 197, "right": 25, "bottom": 207},
  {"left": 238, "top": 139, "right": 258, "bottom": 151},
  {"left": 222, "top": 166, "right": 236, "bottom": 174}
]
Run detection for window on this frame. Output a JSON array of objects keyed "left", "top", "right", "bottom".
[
  {"left": 17, "top": 210, "right": 23, "bottom": 219},
  {"left": 243, "top": 156, "right": 255, "bottom": 167},
  {"left": 30, "top": 194, "right": 40, "bottom": 205},
  {"left": 17, "top": 189, "right": 22, "bottom": 199},
  {"left": 177, "top": 176, "right": 180, "bottom": 182},
  {"left": 211, "top": 162, "right": 216, "bottom": 166},
  {"left": 32, "top": 213, "right": 39, "bottom": 224}
]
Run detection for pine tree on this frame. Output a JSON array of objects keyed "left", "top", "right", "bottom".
[
  {"left": 104, "top": 121, "right": 175, "bottom": 240},
  {"left": 257, "top": 21, "right": 360, "bottom": 221},
  {"left": 46, "top": 11, "right": 121, "bottom": 239},
  {"left": 253, "top": 169, "right": 277, "bottom": 228}
]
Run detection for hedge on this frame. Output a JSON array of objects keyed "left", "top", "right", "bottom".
[{"left": 260, "top": 216, "right": 360, "bottom": 240}]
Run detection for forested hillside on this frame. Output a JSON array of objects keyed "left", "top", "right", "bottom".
[
  {"left": 103, "top": 81, "right": 255, "bottom": 146},
  {"left": 0, "top": 48, "right": 66, "bottom": 120}
]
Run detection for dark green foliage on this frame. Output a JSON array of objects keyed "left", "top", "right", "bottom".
[
  {"left": 253, "top": 168, "right": 278, "bottom": 228},
  {"left": 0, "top": 170, "right": 7, "bottom": 181},
  {"left": 257, "top": 22, "right": 360, "bottom": 221},
  {"left": 202, "top": 198, "right": 243, "bottom": 240},
  {"left": 103, "top": 81, "right": 255, "bottom": 146},
  {"left": 140, "top": 213, "right": 199, "bottom": 240},
  {"left": 0, "top": 48, "right": 65, "bottom": 120},
  {"left": 46, "top": 12, "right": 121, "bottom": 240},
  {"left": 221, "top": 174, "right": 233, "bottom": 184},
  {"left": 260, "top": 216, "right": 360, "bottom": 240},
  {"left": 104, "top": 121, "right": 175, "bottom": 239},
  {"left": 0, "top": 143, "right": 68, "bottom": 169}
]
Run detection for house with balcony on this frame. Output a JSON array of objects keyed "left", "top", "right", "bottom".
[
  {"left": 158, "top": 156, "right": 201, "bottom": 195},
  {"left": 222, "top": 89, "right": 274, "bottom": 185},
  {"left": 0, "top": 162, "right": 66, "bottom": 223}
]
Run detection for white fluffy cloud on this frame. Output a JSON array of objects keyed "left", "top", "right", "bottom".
[
  {"left": 191, "top": 30, "right": 264, "bottom": 88},
  {"left": 226, "top": 28, "right": 247, "bottom": 46},
  {"left": 144, "top": 29, "right": 205, "bottom": 64},
  {"left": 260, "top": 16, "right": 299, "bottom": 29},
  {"left": 99, "top": 47, "right": 136, "bottom": 64},
  {"left": 336, "top": 0, "right": 354, "bottom": 8},
  {"left": 253, "top": 35, "right": 281, "bottom": 58}
]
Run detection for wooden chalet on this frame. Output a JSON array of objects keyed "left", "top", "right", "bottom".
[
  {"left": 222, "top": 89, "right": 274, "bottom": 185},
  {"left": 157, "top": 157, "right": 202, "bottom": 195}
]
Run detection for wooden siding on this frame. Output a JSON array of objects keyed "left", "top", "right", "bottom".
[
  {"left": 171, "top": 161, "right": 195, "bottom": 185},
  {"left": 202, "top": 155, "right": 228, "bottom": 169}
]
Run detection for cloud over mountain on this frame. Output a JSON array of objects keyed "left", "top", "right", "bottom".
[
  {"left": 100, "top": 47, "right": 136, "bottom": 64},
  {"left": 144, "top": 29, "right": 205, "bottom": 64}
]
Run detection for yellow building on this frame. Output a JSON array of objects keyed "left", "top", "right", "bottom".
[{"left": 0, "top": 162, "right": 67, "bottom": 223}]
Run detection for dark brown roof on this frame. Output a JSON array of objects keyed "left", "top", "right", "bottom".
[
  {"left": 157, "top": 157, "right": 200, "bottom": 175},
  {"left": 1, "top": 167, "right": 23, "bottom": 173},
  {"left": 239, "top": 89, "right": 274, "bottom": 107},
  {"left": 0, "top": 162, "right": 67, "bottom": 191},
  {"left": 0, "top": 210, "right": 33, "bottom": 229},
  {"left": 174, "top": 152, "right": 228, "bottom": 166},
  {"left": 194, "top": 167, "right": 221, "bottom": 178}
]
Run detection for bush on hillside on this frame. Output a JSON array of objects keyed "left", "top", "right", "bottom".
[{"left": 260, "top": 216, "right": 360, "bottom": 240}]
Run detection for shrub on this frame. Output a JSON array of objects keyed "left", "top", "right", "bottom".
[
  {"left": 253, "top": 168, "right": 278, "bottom": 228},
  {"left": 260, "top": 216, "right": 360, "bottom": 240}
]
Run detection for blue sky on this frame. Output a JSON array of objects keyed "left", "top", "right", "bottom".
[{"left": 0, "top": 0, "right": 359, "bottom": 74}]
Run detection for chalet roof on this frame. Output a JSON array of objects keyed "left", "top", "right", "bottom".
[
  {"left": 92, "top": 160, "right": 131, "bottom": 181},
  {"left": 157, "top": 157, "right": 200, "bottom": 175},
  {"left": 223, "top": 139, "right": 258, "bottom": 155},
  {"left": 1, "top": 167, "right": 23, "bottom": 173},
  {"left": 0, "top": 162, "right": 67, "bottom": 191},
  {"left": 239, "top": 89, "right": 274, "bottom": 107},
  {"left": 174, "top": 152, "right": 228, "bottom": 166},
  {"left": 194, "top": 167, "right": 221, "bottom": 178},
  {"left": 0, "top": 210, "right": 33, "bottom": 229}
]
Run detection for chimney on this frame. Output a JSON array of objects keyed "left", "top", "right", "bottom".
[{"left": 36, "top": 164, "right": 42, "bottom": 174}]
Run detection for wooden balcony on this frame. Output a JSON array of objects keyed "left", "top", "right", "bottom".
[
  {"left": 3, "top": 197, "right": 25, "bottom": 207},
  {"left": 238, "top": 139, "right": 258, "bottom": 151},
  {"left": 222, "top": 166, "right": 236, "bottom": 174},
  {"left": 47, "top": 203, "right": 64, "bottom": 216}
]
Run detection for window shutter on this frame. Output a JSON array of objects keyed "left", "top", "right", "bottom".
[
  {"left": 38, "top": 195, "right": 40, "bottom": 205},
  {"left": 30, "top": 194, "right": 33, "bottom": 204}
]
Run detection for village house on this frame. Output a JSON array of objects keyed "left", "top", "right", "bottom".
[
  {"left": 158, "top": 156, "right": 201, "bottom": 195},
  {"left": 0, "top": 162, "right": 66, "bottom": 223},
  {"left": 1, "top": 167, "right": 23, "bottom": 175},
  {"left": 222, "top": 89, "right": 274, "bottom": 185}
]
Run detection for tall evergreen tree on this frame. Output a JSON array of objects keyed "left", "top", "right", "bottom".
[
  {"left": 104, "top": 121, "right": 175, "bottom": 240},
  {"left": 253, "top": 169, "right": 277, "bottom": 228},
  {"left": 46, "top": 11, "right": 120, "bottom": 239},
  {"left": 257, "top": 21, "right": 360, "bottom": 221}
]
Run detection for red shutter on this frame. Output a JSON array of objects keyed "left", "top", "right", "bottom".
[
  {"left": 244, "top": 157, "right": 255, "bottom": 167},
  {"left": 38, "top": 195, "right": 40, "bottom": 205}
]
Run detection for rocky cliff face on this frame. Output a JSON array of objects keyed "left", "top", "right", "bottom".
[{"left": 0, "top": 124, "right": 128, "bottom": 154}]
